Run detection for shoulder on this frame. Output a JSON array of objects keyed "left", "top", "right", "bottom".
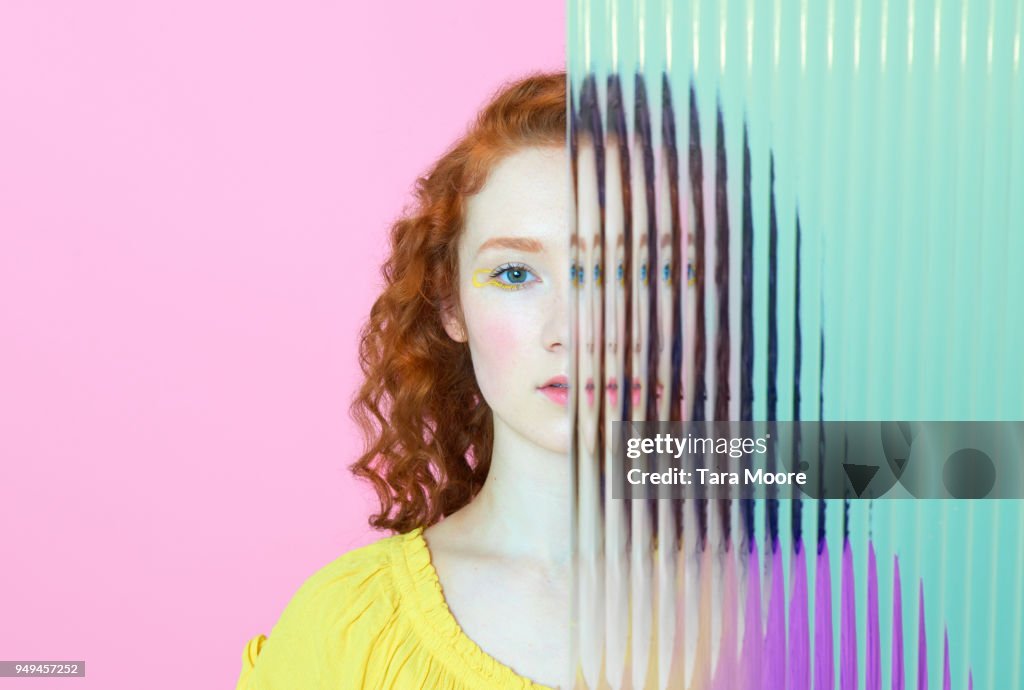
[
  {"left": 236, "top": 530, "right": 420, "bottom": 689},
  {"left": 274, "top": 530, "right": 411, "bottom": 634}
]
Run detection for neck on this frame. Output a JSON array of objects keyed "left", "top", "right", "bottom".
[{"left": 456, "top": 419, "right": 571, "bottom": 568}]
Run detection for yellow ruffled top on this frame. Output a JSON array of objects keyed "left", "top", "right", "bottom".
[{"left": 235, "top": 527, "right": 554, "bottom": 690}]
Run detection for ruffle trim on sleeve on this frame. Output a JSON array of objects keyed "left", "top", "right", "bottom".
[
  {"left": 243, "top": 634, "right": 266, "bottom": 667},
  {"left": 234, "top": 633, "right": 266, "bottom": 689}
]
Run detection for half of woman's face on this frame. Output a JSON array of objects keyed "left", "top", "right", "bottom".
[{"left": 446, "top": 145, "right": 571, "bottom": 456}]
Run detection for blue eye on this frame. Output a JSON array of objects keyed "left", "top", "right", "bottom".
[
  {"left": 570, "top": 264, "right": 577, "bottom": 284},
  {"left": 663, "top": 263, "right": 671, "bottom": 283},
  {"left": 497, "top": 266, "right": 533, "bottom": 285},
  {"left": 594, "top": 264, "right": 602, "bottom": 284},
  {"left": 617, "top": 263, "right": 624, "bottom": 283},
  {"left": 640, "top": 263, "right": 648, "bottom": 284}
]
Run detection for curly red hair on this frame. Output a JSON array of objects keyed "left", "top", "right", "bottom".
[{"left": 350, "top": 72, "right": 567, "bottom": 533}]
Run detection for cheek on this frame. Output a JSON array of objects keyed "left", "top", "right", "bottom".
[
  {"left": 462, "top": 299, "right": 534, "bottom": 393},
  {"left": 472, "top": 317, "right": 518, "bottom": 359}
]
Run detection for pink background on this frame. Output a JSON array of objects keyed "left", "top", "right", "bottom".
[{"left": 0, "top": 2, "right": 563, "bottom": 687}]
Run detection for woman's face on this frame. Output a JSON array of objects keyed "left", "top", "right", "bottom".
[{"left": 445, "top": 145, "right": 570, "bottom": 455}]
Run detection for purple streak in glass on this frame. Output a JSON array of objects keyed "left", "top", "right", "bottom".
[
  {"left": 943, "top": 628, "right": 951, "bottom": 690},
  {"left": 892, "top": 556, "right": 905, "bottom": 690},
  {"left": 763, "top": 545, "right": 786, "bottom": 689},
  {"left": 841, "top": 540, "right": 858, "bottom": 690},
  {"left": 918, "top": 580, "right": 928, "bottom": 690},
  {"left": 815, "top": 541, "right": 835, "bottom": 690},
  {"left": 741, "top": 546, "right": 763, "bottom": 689},
  {"left": 867, "top": 542, "right": 881, "bottom": 690},
  {"left": 788, "top": 545, "right": 810, "bottom": 690}
]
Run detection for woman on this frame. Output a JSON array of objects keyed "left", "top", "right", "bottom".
[{"left": 235, "top": 72, "right": 571, "bottom": 690}]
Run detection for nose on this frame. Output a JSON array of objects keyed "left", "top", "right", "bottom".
[{"left": 542, "top": 267, "right": 569, "bottom": 352}]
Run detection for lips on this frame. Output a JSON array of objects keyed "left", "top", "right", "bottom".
[
  {"left": 538, "top": 376, "right": 569, "bottom": 406},
  {"left": 606, "top": 377, "right": 619, "bottom": 407}
]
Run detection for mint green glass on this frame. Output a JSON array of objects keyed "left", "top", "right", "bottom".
[{"left": 569, "top": 1, "right": 1024, "bottom": 688}]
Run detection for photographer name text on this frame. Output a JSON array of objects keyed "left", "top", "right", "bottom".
[{"left": 626, "top": 467, "right": 807, "bottom": 486}]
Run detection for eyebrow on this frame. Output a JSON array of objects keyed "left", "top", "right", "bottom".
[
  {"left": 476, "top": 237, "right": 544, "bottom": 255},
  {"left": 660, "top": 233, "right": 672, "bottom": 249}
]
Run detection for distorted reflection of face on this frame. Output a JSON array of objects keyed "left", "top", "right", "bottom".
[
  {"left": 654, "top": 230, "right": 674, "bottom": 419},
  {"left": 604, "top": 136, "right": 627, "bottom": 422},
  {"left": 655, "top": 150, "right": 674, "bottom": 420},
  {"left": 682, "top": 226, "right": 697, "bottom": 419},
  {"left": 575, "top": 138, "right": 601, "bottom": 453},
  {"left": 445, "top": 146, "right": 571, "bottom": 455},
  {"left": 630, "top": 133, "right": 650, "bottom": 419}
]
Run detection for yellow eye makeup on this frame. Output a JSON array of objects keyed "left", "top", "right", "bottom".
[{"left": 472, "top": 265, "right": 537, "bottom": 290}]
